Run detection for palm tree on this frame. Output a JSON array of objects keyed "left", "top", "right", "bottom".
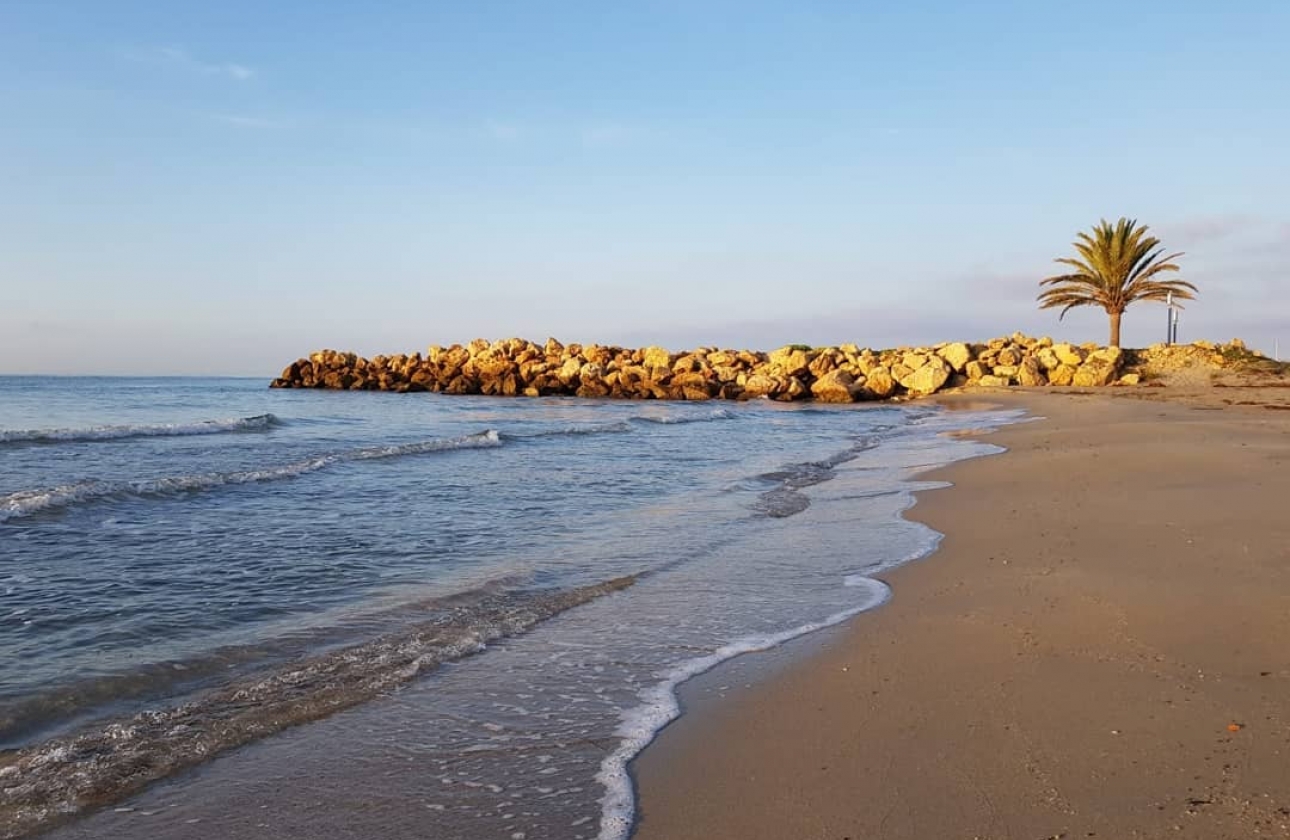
[{"left": 1038, "top": 217, "right": 1197, "bottom": 347}]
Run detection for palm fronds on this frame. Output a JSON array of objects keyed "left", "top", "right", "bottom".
[{"left": 1038, "top": 218, "right": 1197, "bottom": 345}]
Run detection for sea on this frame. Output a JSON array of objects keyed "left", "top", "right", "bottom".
[{"left": 0, "top": 376, "right": 1020, "bottom": 840}]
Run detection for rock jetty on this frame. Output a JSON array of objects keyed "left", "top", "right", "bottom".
[{"left": 270, "top": 333, "right": 1246, "bottom": 402}]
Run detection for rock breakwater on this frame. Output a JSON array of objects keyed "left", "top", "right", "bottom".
[{"left": 270, "top": 333, "right": 1204, "bottom": 401}]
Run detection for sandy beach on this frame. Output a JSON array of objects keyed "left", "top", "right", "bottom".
[{"left": 633, "top": 386, "right": 1290, "bottom": 840}]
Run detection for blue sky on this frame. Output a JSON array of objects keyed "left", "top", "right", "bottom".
[{"left": 2, "top": 1, "right": 1287, "bottom": 374}]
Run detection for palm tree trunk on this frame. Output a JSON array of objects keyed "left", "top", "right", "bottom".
[{"left": 1108, "top": 311, "right": 1123, "bottom": 347}]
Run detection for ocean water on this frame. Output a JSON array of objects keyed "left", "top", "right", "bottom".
[{"left": 0, "top": 376, "right": 1018, "bottom": 839}]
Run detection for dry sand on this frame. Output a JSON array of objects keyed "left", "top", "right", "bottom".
[{"left": 633, "top": 387, "right": 1290, "bottom": 840}]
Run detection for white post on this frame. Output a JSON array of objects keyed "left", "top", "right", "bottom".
[{"left": 1166, "top": 292, "right": 1174, "bottom": 345}]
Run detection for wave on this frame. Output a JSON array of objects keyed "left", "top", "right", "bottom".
[
  {"left": 632, "top": 408, "right": 736, "bottom": 425},
  {"left": 494, "top": 409, "right": 735, "bottom": 444},
  {"left": 750, "top": 486, "right": 812, "bottom": 518},
  {"left": 751, "top": 436, "right": 880, "bottom": 518},
  {"left": 595, "top": 576, "right": 892, "bottom": 840},
  {"left": 0, "top": 575, "right": 636, "bottom": 839},
  {"left": 0, "top": 414, "right": 281, "bottom": 446},
  {"left": 502, "top": 408, "right": 737, "bottom": 441},
  {"left": 0, "top": 430, "right": 501, "bottom": 523},
  {"left": 502, "top": 421, "right": 634, "bottom": 440},
  {"left": 0, "top": 573, "right": 538, "bottom": 750}
]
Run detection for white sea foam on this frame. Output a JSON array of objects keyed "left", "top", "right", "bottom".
[
  {"left": 2, "top": 576, "right": 634, "bottom": 839},
  {"left": 505, "top": 409, "right": 733, "bottom": 440},
  {"left": 594, "top": 575, "right": 892, "bottom": 840},
  {"left": 594, "top": 435, "right": 994, "bottom": 837},
  {"left": 0, "top": 413, "right": 281, "bottom": 445},
  {"left": 0, "top": 430, "right": 501, "bottom": 523},
  {"left": 507, "top": 422, "right": 634, "bottom": 440},
  {"left": 633, "top": 408, "right": 735, "bottom": 425},
  {"left": 0, "top": 391, "right": 1028, "bottom": 837}
]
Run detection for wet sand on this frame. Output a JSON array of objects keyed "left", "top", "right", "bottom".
[{"left": 633, "top": 388, "right": 1290, "bottom": 840}]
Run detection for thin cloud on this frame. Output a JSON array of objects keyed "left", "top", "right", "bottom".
[
  {"left": 123, "top": 46, "right": 256, "bottom": 81},
  {"left": 961, "top": 269, "right": 1040, "bottom": 302},
  {"left": 1156, "top": 216, "right": 1290, "bottom": 263},
  {"left": 1159, "top": 214, "right": 1250, "bottom": 245}
]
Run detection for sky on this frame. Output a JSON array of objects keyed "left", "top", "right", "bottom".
[{"left": 1, "top": 1, "right": 1287, "bottom": 375}]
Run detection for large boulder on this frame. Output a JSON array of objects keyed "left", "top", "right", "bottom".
[
  {"left": 470, "top": 355, "right": 514, "bottom": 380},
  {"left": 712, "top": 365, "right": 743, "bottom": 383},
  {"left": 582, "top": 344, "right": 615, "bottom": 366},
  {"left": 1071, "top": 346, "right": 1124, "bottom": 387},
  {"left": 672, "top": 371, "right": 716, "bottom": 398},
  {"left": 1052, "top": 343, "right": 1084, "bottom": 366},
  {"left": 1087, "top": 346, "right": 1124, "bottom": 367},
  {"left": 576, "top": 379, "right": 611, "bottom": 398},
  {"left": 777, "top": 376, "right": 809, "bottom": 401},
  {"left": 901, "top": 351, "right": 930, "bottom": 370},
  {"left": 1035, "top": 346, "right": 1062, "bottom": 371},
  {"left": 499, "top": 373, "right": 522, "bottom": 396},
  {"left": 742, "top": 374, "right": 783, "bottom": 399},
  {"left": 558, "top": 357, "right": 583, "bottom": 385},
  {"left": 444, "top": 375, "right": 478, "bottom": 395},
  {"left": 1049, "top": 364, "right": 1077, "bottom": 386},
  {"left": 810, "top": 369, "right": 863, "bottom": 403},
  {"left": 863, "top": 366, "right": 896, "bottom": 399},
  {"left": 807, "top": 351, "right": 838, "bottom": 378},
  {"left": 671, "top": 353, "right": 705, "bottom": 373},
  {"left": 937, "top": 342, "right": 972, "bottom": 373},
  {"left": 1017, "top": 357, "right": 1047, "bottom": 387},
  {"left": 903, "top": 359, "right": 951, "bottom": 396},
  {"left": 767, "top": 346, "right": 812, "bottom": 378}
]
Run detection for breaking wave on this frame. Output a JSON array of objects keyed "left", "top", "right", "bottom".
[
  {"left": 503, "top": 421, "right": 634, "bottom": 440},
  {"left": 0, "top": 430, "right": 501, "bottom": 523},
  {"left": 751, "top": 436, "right": 879, "bottom": 518},
  {"left": 0, "top": 414, "right": 281, "bottom": 446},
  {"left": 497, "top": 408, "right": 736, "bottom": 442},
  {"left": 632, "top": 408, "right": 735, "bottom": 425},
  {"left": 595, "top": 576, "right": 892, "bottom": 840},
  {"left": 0, "top": 575, "right": 636, "bottom": 839}
]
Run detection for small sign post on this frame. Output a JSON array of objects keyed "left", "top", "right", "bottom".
[
  {"left": 1165, "top": 292, "right": 1182, "bottom": 345},
  {"left": 1166, "top": 292, "right": 1173, "bottom": 345}
]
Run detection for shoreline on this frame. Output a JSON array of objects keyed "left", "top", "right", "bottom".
[
  {"left": 630, "top": 388, "right": 1290, "bottom": 840},
  {"left": 5, "top": 394, "right": 1005, "bottom": 840}
]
